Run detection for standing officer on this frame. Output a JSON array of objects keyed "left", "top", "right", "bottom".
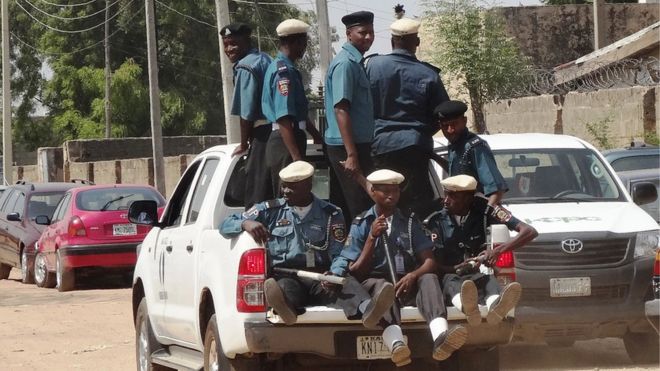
[
  {"left": 365, "top": 18, "right": 450, "bottom": 217},
  {"left": 331, "top": 169, "right": 467, "bottom": 367},
  {"left": 324, "top": 11, "right": 375, "bottom": 221},
  {"left": 435, "top": 100, "right": 508, "bottom": 206},
  {"left": 262, "top": 19, "right": 323, "bottom": 197},
  {"left": 220, "top": 23, "right": 273, "bottom": 208},
  {"left": 220, "top": 161, "right": 394, "bottom": 327},
  {"left": 424, "top": 175, "right": 537, "bottom": 325}
]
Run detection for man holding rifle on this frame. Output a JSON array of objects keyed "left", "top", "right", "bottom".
[
  {"left": 220, "top": 161, "right": 394, "bottom": 328},
  {"left": 331, "top": 169, "right": 467, "bottom": 367}
]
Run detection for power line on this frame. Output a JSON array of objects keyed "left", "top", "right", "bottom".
[
  {"left": 154, "top": 0, "right": 216, "bottom": 29},
  {"left": 36, "top": 0, "right": 99, "bottom": 8},
  {"left": 22, "top": 0, "right": 121, "bottom": 21}
]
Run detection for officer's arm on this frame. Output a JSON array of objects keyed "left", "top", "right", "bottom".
[
  {"left": 277, "top": 117, "right": 303, "bottom": 161},
  {"left": 495, "top": 219, "right": 537, "bottom": 257},
  {"left": 347, "top": 224, "right": 376, "bottom": 282},
  {"left": 473, "top": 145, "right": 508, "bottom": 204},
  {"left": 304, "top": 117, "right": 323, "bottom": 143},
  {"left": 487, "top": 191, "right": 504, "bottom": 207},
  {"left": 235, "top": 69, "right": 259, "bottom": 153}
]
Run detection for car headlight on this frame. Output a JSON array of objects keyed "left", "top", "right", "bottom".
[{"left": 634, "top": 230, "right": 660, "bottom": 258}]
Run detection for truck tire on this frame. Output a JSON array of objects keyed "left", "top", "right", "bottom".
[
  {"left": 623, "top": 331, "right": 660, "bottom": 364},
  {"left": 203, "top": 314, "right": 261, "bottom": 371},
  {"left": 135, "top": 297, "right": 167, "bottom": 371},
  {"left": 21, "top": 248, "right": 34, "bottom": 284},
  {"left": 0, "top": 263, "right": 10, "bottom": 279},
  {"left": 446, "top": 347, "right": 500, "bottom": 371},
  {"left": 56, "top": 250, "right": 75, "bottom": 292}
]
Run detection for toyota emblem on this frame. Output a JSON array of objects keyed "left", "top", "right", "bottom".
[{"left": 561, "top": 239, "right": 584, "bottom": 254}]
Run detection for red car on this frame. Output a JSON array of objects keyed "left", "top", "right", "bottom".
[{"left": 33, "top": 184, "right": 165, "bottom": 291}]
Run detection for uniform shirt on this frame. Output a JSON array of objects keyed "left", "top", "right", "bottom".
[
  {"left": 324, "top": 42, "right": 374, "bottom": 146},
  {"left": 230, "top": 49, "right": 272, "bottom": 122},
  {"left": 448, "top": 129, "right": 508, "bottom": 196},
  {"left": 261, "top": 52, "right": 309, "bottom": 126},
  {"left": 365, "top": 49, "right": 449, "bottom": 155},
  {"left": 330, "top": 206, "right": 433, "bottom": 277},
  {"left": 424, "top": 196, "right": 520, "bottom": 267},
  {"left": 220, "top": 196, "right": 346, "bottom": 269}
]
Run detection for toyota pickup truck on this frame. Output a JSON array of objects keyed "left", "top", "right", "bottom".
[{"left": 129, "top": 144, "right": 513, "bottom": 371}]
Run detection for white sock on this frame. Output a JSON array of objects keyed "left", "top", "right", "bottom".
[
  {"left": 358, "top": 299, "right": 370, "bottom": 314},
  {"left": 429, "top": 317, "right": 448, "bottom": 341},
  {"left": 382, "top": 325, "right": 404, "bottom": 350},
  {"left": 486, "top": 294, "right": 500, "bottom": 309},
  {"left": 451, "top": 293, "right": 462, "bottom": 311}
]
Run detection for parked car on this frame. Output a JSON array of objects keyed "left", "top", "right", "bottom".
[
  {"left": 602, "top": 145, "right": 659, "bottom": 172},
  {"left": 33, "top": 184, "right": 165, "bottom": 291},
  {"left": 0, "top": 181, "right": 85, "bottom": 283},
  {"left": 616, "top": 169, "right": 659, "bottom": 223}
]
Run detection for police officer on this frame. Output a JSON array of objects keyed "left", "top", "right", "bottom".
[
  {"left": 365, "top": 18, "right": 450, "bottom": 218},
  {"left": 220, "top": 23, "right": 273, "bottom": 208},
  {"left": 424, "top": 175, "right": 537, "bottom": 325},
  {"left": 435, "top": 100, "right": 508, "bottom": 206},
  {"left": 220, "top": 161, "right": 394, "bottom": 327},
  {"left": 331, "top": 169, "right": 467, "bottom": 366},
  {"left": 262, "top": 19, "right": 323, "bottom": 197},
  {"left": 324, "top": 11, "right": 375, "bottom": 221}
]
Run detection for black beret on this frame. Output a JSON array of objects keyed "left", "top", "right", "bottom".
[
  {"left": 220, "top": 23, "right": 252, "bottom": 38},
  {"left": 434, "top": 100, "right": 468, "bottom": 120},
  {"left": 341, "top": 11, "right": 374, "bottom": 28}
]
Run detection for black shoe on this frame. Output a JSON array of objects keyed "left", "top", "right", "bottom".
[
  {"left": 486, "top": 282, "right": 522, "bottom": 325},
  {"left": 460, "top": 280, "right": 481, "bottom": 326},
  {"left": 390, "top": 340, "right": 411, "bottom": 367},
  {"left": 432, "top": 326, "right": 468, "bottom": 361},
  {"left": 264, "top": 278, "right": 297, "bottom": 325},
  {"left": 362, "top": 282, "right": 395, "bottom": 329}
]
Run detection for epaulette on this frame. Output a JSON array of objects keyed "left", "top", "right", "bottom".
[
  {"left": 352, "top": 211, "right": 368, "bottom": 225},
  {"left": 235, "top": 63, "right": 256, "bottom": 77},
  {"left": 362, "top": 53, "right": 379, "bottom": 67},
  {"left": 276, "top": 60, "right": 289, "bottom": 76},
  {"left": 468, "top": 136, "right": 484, "bottom": 146},
  {"left": 265, "top": 198, "right": 285, "bottom": 209},
  {"left": 322, "top": 203, "right": 341, "bottom": 216},
  {"left": 419, "top": 61, "right": 441, "bottom": 74},
  {"left": 423, "top": 210, "right": 443, "bottom": 226}
]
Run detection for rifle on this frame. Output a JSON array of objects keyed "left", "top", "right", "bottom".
[{"left": 272, "top": 267, "right": 347, "bottom": 285}]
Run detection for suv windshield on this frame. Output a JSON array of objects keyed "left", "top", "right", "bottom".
[{"left": 494, "top": 148, "right": 625, "bottom": 204}]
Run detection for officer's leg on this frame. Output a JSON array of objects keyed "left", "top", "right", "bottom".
[
  {"left": 326, "top": 145, "right": 372, "bottom": 221},
  {"left": 442, "top": 273, "right": 464, "bottom": 309},
  {"left": 264, "top": 275, "right": 305, "bottom": 325},
  {"left": 485, "top": 276, "right": 522, "bottom": 325},
  {"left": 265, "top": 130, "right": 286, "bottom": 197},
  {"left": 244, "top": 125, "right": 273, "bottom": 208}
]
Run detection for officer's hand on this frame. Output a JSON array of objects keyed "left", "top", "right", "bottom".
[
  {"left": 370, "top": 215, "right": 388, "bottom": 238},
  {"left": 340, "top": 155, "right": 362, "bottom": 179},
  {"left": 395, "top": 272, "right": 417, "bottom": 298},
  {"left": 479, "top": 249, "right": 500, "bottom": 267},
  {"left": 232, "top": 143, "right": 249, "bottom": 157},
  {"left": 241, "top": 220, "right": 270, "bottom": 245},
  {"left": 321, "top": 271, "right": 339, "bottom": 293}
]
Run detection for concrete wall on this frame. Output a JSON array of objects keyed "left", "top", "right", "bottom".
[{"left": 498, "top": 4, "right": 660, "bottom": 68}]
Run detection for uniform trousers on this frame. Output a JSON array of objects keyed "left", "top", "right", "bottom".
[
  {"left": 373, "top": 146, "right": 434, "bottom": 218},
  {"left": 244, "top": 124, "right": 273, "bottom": 208},
  {"left": 441, "top": 272, "right": 501, "bottom": 304},
  {"left": 265, "top": 128, "right": 307, "bottom": 197},
  {"left": 326, "top": 143, "right": 374, "bottom": 222},
  {"left": 361, "top": 273, "right": 446, "bottom": 328}
]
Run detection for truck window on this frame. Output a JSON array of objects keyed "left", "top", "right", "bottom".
[
  {"left": 186, "top": 158, "right": 219, "bottom": 224},
  {"left": 162, "top": 160, "right": 202, "bottom": 228}
]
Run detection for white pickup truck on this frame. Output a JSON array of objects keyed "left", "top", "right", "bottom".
[{"left": 128, "top": 144, "right": 513, "bottom": 371}]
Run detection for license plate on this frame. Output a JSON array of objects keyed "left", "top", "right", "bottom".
[
  {"left": 550, "top": 277, "right": 591, "bottom": 297},
  {"left": 113, "top": 223, "right": 137, "bottom": 236},
  {"left": 356, "top": 335, "right": 407, "bottom": 360}
]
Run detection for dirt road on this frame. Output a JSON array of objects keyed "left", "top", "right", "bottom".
[{"left": 0, "top": 270, "right": 656, "bottom": 370}]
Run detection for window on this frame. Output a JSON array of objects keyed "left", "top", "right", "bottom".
[
  {"left": 28, "top": 193, "right": 67, "bottom": 219},
  {"left": 51, "top": 193, "right": 71, "bottom": 223},
  {"left": 161, "top": 160, "right": 202, "bottom": 228},
  {"left": 611, "top": 155, "right": 660, "bottom": 172},
  {"left": 0, "top": 189, "right": 16, "bottom": 213},
  {"left": 186, "top": 158, "right": 219, "bottom": 224},
  {"left": 2, "top": 190, "right": 20, "bottom": 214},
  {"left": 76, "top": 187, "right": 165, "bottom": 211}
]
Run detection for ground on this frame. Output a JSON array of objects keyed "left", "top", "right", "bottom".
[{"left": 0, "top": 270, "right": 656, "bottom": 371}]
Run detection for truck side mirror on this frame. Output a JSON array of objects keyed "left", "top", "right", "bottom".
[
  {"left": 35, "top": 215, "right": 50, "bottom": 225},
  {"left": 129, "top": 200, "right": 159, "bottom": 226},
  {"left": 632, "top": 182, "right": 658, "bottom": 206},
  {"left": 6, "top": 212, "right": 21, "bottom": 222}
]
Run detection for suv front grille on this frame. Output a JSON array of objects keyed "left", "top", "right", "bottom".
[{"left": 515, "top": 238, "right": 630, "bottom": 269}]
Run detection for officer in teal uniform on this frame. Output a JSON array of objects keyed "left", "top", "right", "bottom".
[
  {"left": 331, "top": 169, "right": 467, "bottom": 367},
  {"left": 221, "top": 23, "right": 273, "bottom": 208},
  {"left": 435, "top": 100, "right": 508, "bottom": 206},
  {"left": 324, "top": 10, "right": 375, "bottom": 221},
  {"left": 220, "top": 161, "right": 393, "bottom": 328},
  {"left": 261, "top": 19, "right": 322, "bottom": 198},
  {"left": 366, "top": 17, "right": 449, "bottom": 218}
]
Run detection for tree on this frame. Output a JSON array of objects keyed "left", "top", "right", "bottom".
[
  {"left": 423, "top": 0, "right": 531, "bottom": 133},
  {"left": 541, "top": 0, "right": 636, "bottom": 5}
]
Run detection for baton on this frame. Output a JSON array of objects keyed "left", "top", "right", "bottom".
[
  {"left": 272, "top": 267, "right": 347, "bottom": 285},
  {"left": 380, "top": 231, "right": 399, "bottom": 286}
]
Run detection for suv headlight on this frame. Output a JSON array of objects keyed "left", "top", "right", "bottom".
[{"left": 634, "top": 230, "right": 660, "bottom": 258}]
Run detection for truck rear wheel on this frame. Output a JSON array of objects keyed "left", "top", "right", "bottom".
[
  {"left": 135, "top": 297, "right": 167, "bottom": 371},
  {"left": 203, "top": 314, "right": 261, "bottom": 371},
  {"left": 623, "top": 331, "right": 659, "bottom": 364}
]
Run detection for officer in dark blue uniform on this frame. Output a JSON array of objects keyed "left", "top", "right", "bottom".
[
  {"left": 262, "top": 19, "right": 323, "bottom": 197},
  {"left": 221, "top": 23, "right": 273, "bottom": 208},
  {"left": 435, "top": 100, "right": 508, "bottom": 206},
  {"left": 324, "top": 11, "right": 375, "bottom": 221},
  {"left": 424, "top": 175, "right": 537, "bottom": 326},
  {"left": 331, "top": 169, "right": 467, "bottom": 366},
  {"left": 220, "top": 161, "right": 393, "bottom": 327},
  {"left": 365, "top": 18, "right": 450, "bottom": 218}
]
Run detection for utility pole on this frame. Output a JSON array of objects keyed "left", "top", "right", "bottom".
[
  {"left": 593, "top": 0, "right": 606, "bottom": 50},
  {"left": 214, "top": 0, "right": 240, "bottom": 144},
  {"left": 2, "top": 0, "right": 11, "bottom": 185},
  {"left": 104, "top": 0, "right": 112, "bottom": 138},
  {"left": 145, "top": 0, "right": 165, "bottom": 195},
  {"left": 316, "top": 0, "right": 331, "bottom": 82}
]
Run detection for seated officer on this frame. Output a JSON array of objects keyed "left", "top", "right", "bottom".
[
  {"left": 220, "top": 161, "right": 393, "bottom": 327},
  {"left": 331, "top": 169, "right": 467, "bottom": 367},
  {"left": 424, "top": 175, "right": 538, "bottom": 326}
]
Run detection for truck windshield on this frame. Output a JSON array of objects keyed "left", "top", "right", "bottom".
[{"left": 493, "top": 148, "right": 625, "bottom": 203}]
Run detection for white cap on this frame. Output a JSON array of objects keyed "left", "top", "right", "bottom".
[
  {"left": 390, "top": 18, "right": 420, "bottom": 36},
  {"left": 441, "top": 175, "right": 477, "bottom": 192},
  {"left": 367, "top": 169, "right": 405, "bottom": 185},
  {"left": 276, "top": 19, "right": 310, "bottom": 37},
  {"left": 279, "top": 161, "right": 314, "bottom": 182}
]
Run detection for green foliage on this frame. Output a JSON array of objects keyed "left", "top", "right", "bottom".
[
  {"left": 643, "top": 132, "right": 659, "bottom": 146},
  {"left": 422, "top": 0, "right": 532, "bottom": 132},
  {"left": 585, "top": 116, "right": 614, "bottom": 150},
  {"left": 540, "top": 0, "right": 636, "bottom": 4}
]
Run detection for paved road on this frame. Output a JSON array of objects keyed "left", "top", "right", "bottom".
[{"left": 0, "top": 270, "right": 656, "bottom": 370}]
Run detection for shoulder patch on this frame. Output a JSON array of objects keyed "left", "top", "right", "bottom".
[
  {"left": 490, "top": 205, "right": 513, "bottom": 223},
  {"left": 277, "top": 78, "right": 289, "bottom": 96}
]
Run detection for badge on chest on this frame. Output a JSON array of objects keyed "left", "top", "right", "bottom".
[{"left": 276, "top": 218, "right": 291, "bottom": 227}]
